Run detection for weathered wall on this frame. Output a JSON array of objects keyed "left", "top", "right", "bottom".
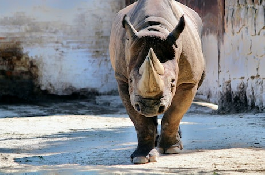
[
  {"left": 180, "top": 0, "right": 265, "bottom": 112},
  {"left": 0, "top": 0, "right": 125, "bottom": 99},
  {"left": 219, "top": 0, "right": 265, "bottom": 112}
]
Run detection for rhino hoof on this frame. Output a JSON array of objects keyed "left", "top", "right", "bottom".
[
  {"left": 132, "top": 157, "right": 149, "bottom": 164},
  {"left": 165, "top": 146, "right": 181, "bottom": 154},
  {"left": 158, "top": 144, "right": 183, "bottom": 154},
  {"left": 131, "top": 149, "right": 158, "bottom": 164}
]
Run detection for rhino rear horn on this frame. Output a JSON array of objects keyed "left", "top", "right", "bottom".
[
  {"left": 140, "top": 48, "right": 164, "bottom": 75},
  {"left": 122, "top": 15, "right": 138, "bottom": 39},
  {"left": 167, "top": 15, "right": 185, "bottom": 45}
]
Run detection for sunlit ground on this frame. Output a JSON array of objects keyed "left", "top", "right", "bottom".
[{"left": 0, "top": 98, "right": 264, "bottom": 174}]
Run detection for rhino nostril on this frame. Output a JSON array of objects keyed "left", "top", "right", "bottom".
[
  {"left": 135, "top": 104, "right": 141, "bottom": 112},
  {"left": 159, "top": 105, "right": 165, "bottom": 113}
]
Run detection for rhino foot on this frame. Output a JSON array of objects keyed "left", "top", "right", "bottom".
[
  {"left": 158, "top": 140, "right": 183, "bottom": 154},
  {"left": 131, "top": 148, "right": 158, "bottom": 164}
]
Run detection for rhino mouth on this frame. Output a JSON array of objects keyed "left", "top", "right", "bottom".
[{"left": 133, "top": 96, "right": 168, "bottom": 117}]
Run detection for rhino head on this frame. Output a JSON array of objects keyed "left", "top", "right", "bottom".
[{"left": 123, "top": 15, "right": 185, "bottom": 117}]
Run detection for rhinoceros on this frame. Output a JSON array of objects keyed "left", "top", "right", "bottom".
[{"left": 109, "top": 0, "right": 205, "bottom": 164}]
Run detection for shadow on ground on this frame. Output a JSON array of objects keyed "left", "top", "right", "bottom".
[{"left": 12, "top": 126, "right": 136, "bottom": 166}]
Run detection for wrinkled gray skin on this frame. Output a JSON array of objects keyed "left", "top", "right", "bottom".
[{"left": 109, "top": 0, "right": 205, "bottom": 164}]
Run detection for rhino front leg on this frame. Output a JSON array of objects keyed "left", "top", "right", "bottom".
[
  {"left": 130, "top": 116, "right": 158, "bottom": 164},
  {"left": 158, "top": 83, "right": 198, "bottom": 154},
  {"left": 117, "top": 80, "right": 158, "bottom": 164}
]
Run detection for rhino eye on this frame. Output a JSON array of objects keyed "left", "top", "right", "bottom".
[
  {"left": 171, "top": 79, "right": 176, "bottom": 93},
  {"left": 171, "top": 79, "right": 176, "bottom": 87}
]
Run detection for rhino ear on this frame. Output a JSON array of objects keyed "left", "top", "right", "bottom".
[
  {"left": 167, "top": 15, "right": 185, "bottom": 45},
  {"left": 122, "top": 14, "right": 138, "bottom": 39}
]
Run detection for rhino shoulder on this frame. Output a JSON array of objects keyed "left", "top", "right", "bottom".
[{"left": 171, "top": 2, "right": 205, "bottom": 85}]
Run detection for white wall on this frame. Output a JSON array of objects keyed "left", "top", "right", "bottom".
[{"left": 0, "top": 0, "right": 125, "bottom": 95}]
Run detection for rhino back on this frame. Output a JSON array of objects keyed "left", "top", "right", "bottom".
[{"left": 129, "top": 0, "right": 181, "bottom": 32}]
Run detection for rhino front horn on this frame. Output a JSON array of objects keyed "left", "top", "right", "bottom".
[
  {"left": 138, "top": 48, "right": 164, "bottom": 97},
  {"left": 167, "top": 15, "right": 185, "bottom": 45}
]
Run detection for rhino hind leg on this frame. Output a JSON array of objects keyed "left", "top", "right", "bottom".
[
  {"left": 158, "top": 83, "right": 198, "bottom": 154},
  {"left": 156, "top": 126, "right": 182, "bottom": 154},
  {"left": 157, "top": 132, "right": 183, "bottom": 154}
]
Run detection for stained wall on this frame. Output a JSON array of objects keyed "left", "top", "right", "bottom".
[{"left": 220, "top": 0, "right": 265, "bottom": 112}]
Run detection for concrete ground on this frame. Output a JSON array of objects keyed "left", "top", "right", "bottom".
[{"left": 0, "top": 96, "right": 264, "bottom": 175}]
